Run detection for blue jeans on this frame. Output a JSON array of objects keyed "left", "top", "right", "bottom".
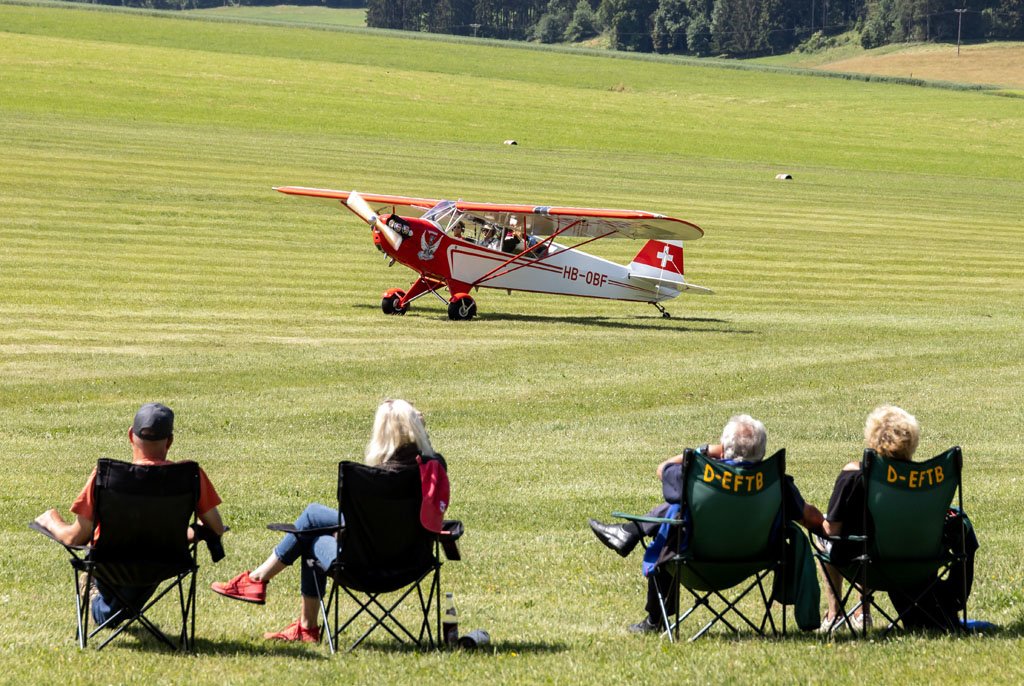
[
  {"left": 92, "top": 580, "right": 157, "bottom": 626},
  {"left": 273, "top": 503, "right": 340, "bottom": 598}
]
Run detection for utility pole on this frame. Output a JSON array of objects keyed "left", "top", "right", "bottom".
[{"left": 955, "top": 7, "right": 967, "bottom": 56}]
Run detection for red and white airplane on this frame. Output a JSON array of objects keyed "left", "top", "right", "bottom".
[{"left": 275, "top": 187, "right": 712, "bottom": 320}]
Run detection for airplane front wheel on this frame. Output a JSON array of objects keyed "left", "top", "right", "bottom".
[
  {"left": 381, "top": 289, "right": 408, "bottom": 315},
  {"left": 447, "top": 294, "right": 476, "bottom": 321}
]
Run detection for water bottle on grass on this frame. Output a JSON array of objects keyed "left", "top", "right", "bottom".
[{"left": 443, "top": 592, "right": 459, "bottom": 647}]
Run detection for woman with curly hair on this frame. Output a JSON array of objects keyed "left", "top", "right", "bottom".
[{"left": 815, "top": 405, "right": 920, "bottom": 634}]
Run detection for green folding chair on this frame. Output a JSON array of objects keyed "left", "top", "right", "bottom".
[
  {"left": 616, "top": 448, "right": 791, "bottom": 641},
  {"left": 815, "top": 446, "right": 967, "bottom": 637}
]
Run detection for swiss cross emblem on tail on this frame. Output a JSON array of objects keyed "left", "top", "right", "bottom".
[{"left": 630, "top": 240, "right": 684, "bottom": 276}]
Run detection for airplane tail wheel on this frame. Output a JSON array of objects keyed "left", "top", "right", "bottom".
[
  {"left": 447, "top": 293, "right": 477, "bottom": 321},
  {"left": 381, "top": 289, "right": 407, "bottom": 315}
]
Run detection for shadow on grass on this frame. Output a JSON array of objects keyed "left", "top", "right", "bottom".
[
  {"left": 352, "top": 304, "right": 749, "bottom": 333},
  {"left": 642, "top": 612, "right": 1024, "bottom": 642},
  {"left": 325, "top": 639, "right": 570, "bottom": 655},
  {"left": 102, "top": 627, "right": 328, "bottom": 659},
  {"left": 109, "top": 626, "right": 569, "bottom": 656},
  {"left": 991, "top": 616, "right": 1024, "bottom": 638},
  {"left": 481, "top": 312, "right": 739, "bottom": 331}
]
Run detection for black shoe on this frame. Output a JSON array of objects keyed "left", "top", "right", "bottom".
[
  {"left": 588, "top": 519, "right": 641, "bottom": 558},
  {"left": 628, "top": 616, "right": 661, "bottom": 634}
]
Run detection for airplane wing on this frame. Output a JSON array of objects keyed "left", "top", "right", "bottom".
[{"left": 274, "top": 187, "right": 704, "bottom": 241}]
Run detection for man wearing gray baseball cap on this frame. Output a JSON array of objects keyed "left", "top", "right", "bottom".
[{"left": 35, "top": 402, "right": 226, "bottom": 626}]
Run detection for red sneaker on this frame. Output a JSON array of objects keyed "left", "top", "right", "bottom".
[
  {"left": 264, "top": 619, "right": 320, "bottom": 643},
  {"left": 211, "top": 571, "right": 267, "bottom": 604}
]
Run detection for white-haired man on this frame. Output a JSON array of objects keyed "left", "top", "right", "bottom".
[{"left": 588, "top": 414, "right": 824, "bottom": 633}]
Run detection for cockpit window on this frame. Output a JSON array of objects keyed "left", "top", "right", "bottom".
[{"left": 422, "top": 200, "right": 458, "bottom": 229}]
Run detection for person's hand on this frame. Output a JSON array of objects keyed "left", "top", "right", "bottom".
[{"left": 34, "top": 508, "right": 59, "bottom": 532}]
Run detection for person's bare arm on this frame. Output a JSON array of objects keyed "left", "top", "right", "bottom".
[
  {"left": 34, "top": 509, "right": 92, "bottom": 546},
  {"left": 192, "top": 506, "right": 226, "bottom": 539},
  {"left": 656, "top": 444, "right": 724, "bottom": 480},
  {"left": 822, "top": 519, "right": 842, "bottom": 536},
  {"left": 819, "top": 461, "right": 860, "bottom": 537},
  {"left": 800, "top": 503, "right": 825, "bottom": 537},
  {"left": 656, "top": 454, "right": 684, "bottom": 481}
]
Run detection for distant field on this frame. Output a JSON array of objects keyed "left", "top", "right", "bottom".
[
  {"left": 189, "top": 4, "right": 366, "bottom": 28},
  {"left": 2, "top": 2, "right": 1023, "bottom": 684},
  {"left": 757, "top": 39, "right": 1024, "bottom": 90},
  {"left": 821, "top": 42, "right": 1024, "bottom": 90}
]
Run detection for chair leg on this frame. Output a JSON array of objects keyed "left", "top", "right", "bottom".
[
  {"left": 413, "top": 569, "right": 441, "bottom": 648},
  {"left": 308, "top": 560, "right": 335, "bottom": 654},
  {"left": 93, "top": 575, "right": 189, "bottom": 651},
  {"left": 330, "top": 567, "right": 442, "bottom": 652},
  {"left": 184, "top": 568, "right": 197, "bottom": 651},
  {"left": 683, "top": 589, "right": 741, "bottom": 641},
  {"left": 681, "top": 570, "right": 769, "bottom": 640},
  {"left": 651, "top": 573, "right": 676, "bottom": 644},
  {"left": 755, "top": 576, "right": 778, "bottom": 636},
  {"left": 74, "top": 568, "right": 92, "bottom": 649}
]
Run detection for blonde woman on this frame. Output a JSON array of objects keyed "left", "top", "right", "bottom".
[
  {"left": 211, "top": 399, "right": 443, "bottom": 642},
  {"left": 816, "top": 405, "right": 920, "bottom": 633}
]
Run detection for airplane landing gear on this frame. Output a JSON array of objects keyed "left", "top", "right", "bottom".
[
  {"left": 447, "top": 293, "right": 477, "bottom": 321},
  {"left": 652, "top": 302, "right": 671, "bottom": 319},
  {"left": 381, "top": 289, "right": 408, "bottom": 315}
]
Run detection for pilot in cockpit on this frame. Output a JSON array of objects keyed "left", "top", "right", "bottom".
[
  {"left": 451, "top": 221, "right": 474, "bottom": 243},
  {"left": 481, "top": 225, "right": 501, "bottom": 250}
]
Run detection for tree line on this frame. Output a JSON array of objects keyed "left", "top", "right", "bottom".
[
  {"left": 68, "top": 0, "right": 1024, "bottom": 56},
  {"left": 368, "top": 0, "right": 1023, "bottom": 55}
]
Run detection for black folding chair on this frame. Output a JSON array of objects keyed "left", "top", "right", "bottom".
[
  {"left": 31, "top": 458, "right": 215, "bottom": 651},
  {"left": 269, "top": 460, "right": 463, "bottom": 653}
]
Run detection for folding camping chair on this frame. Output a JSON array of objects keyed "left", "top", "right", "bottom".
[
  {"left": 814, "top": 446, "right": 968, "bottom": 638},
  {"left": 268, "top": 460, "right": 463, "bottom": 653},
  {"left": 615, "top": 448, "right": 791, "bottom": 642},
  {"left": 30, "top": 458, "right": 214, "bottom": 650}
]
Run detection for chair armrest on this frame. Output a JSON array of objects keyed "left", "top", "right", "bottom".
[
  {"left": 611, "top": 511, "right": 682, "bottom": 526},
  {"left": 438, "top": 520, "right": 463, "bottom": 561},
  {"left": 191, "top": 524, "right": 230, "bottom": 563},
  {"left": 441, "top": 519, "right": 464, "bottom": 540},
  {"left": 28, "top": 521, "right": 90, "bottom": 551},
  {"left": 190, "top": 523, "right": 229, "bottom": 542},
  {"left": 267, "top": 523, "right": 341, "bottom": 536}
]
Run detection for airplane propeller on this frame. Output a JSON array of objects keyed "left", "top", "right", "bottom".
[{"left": 344, "top": 190, "right": 403, "bottom": 251}]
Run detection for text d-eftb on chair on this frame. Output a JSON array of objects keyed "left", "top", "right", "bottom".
[
  {"left": 269, "top": 460, "right": 463, "bottom": 653},
  {"left": 815, "top": 447, "right": 968, "bottom": 637},
  {"left": 30, "top": 459, "right": 211, "bottom": 650},
  {"left": 616, "top": 449, "right": 791, "bottom": 641}
]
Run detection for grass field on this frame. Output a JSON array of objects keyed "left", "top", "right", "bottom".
[{"left": 2, "top": 2, "right": 1023, "bottom": 683}]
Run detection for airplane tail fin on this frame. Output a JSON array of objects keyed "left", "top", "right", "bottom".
[
  {"left": 627, "top": 240, "right": 713, "bottom": 296},
  {"left": 629, "top": 240, "right": 684, "bottom": 278}
]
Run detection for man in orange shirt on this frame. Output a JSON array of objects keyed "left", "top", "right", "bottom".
[{"left": 35, "top": 402, "right": 225, "bottom": 625}]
